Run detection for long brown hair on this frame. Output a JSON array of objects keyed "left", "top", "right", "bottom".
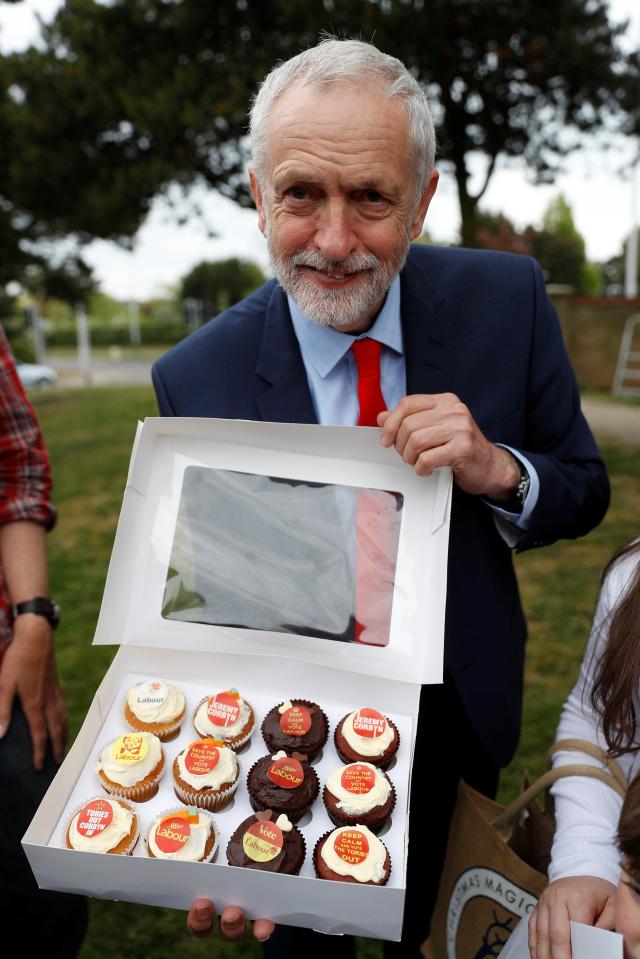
[
  {"left": 591, "top": 540, "right": 640, "bottom": 757},
  {"left": 619, "top": 771, "right": 640, "bottom": 882}
]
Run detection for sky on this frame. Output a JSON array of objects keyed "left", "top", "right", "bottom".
[{"left": 1, "top": 0, "right": 639, "bottom": 301}]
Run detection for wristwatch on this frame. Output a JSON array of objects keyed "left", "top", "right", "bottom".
[
  {"left": 11, "top": 596, "right": 60, "bottom": 629},
  {"left": 502, "top": 464, "right": 531, "bottom": 513}
]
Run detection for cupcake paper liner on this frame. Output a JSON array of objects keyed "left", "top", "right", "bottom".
[
  {"left": 65, "top": 795, "right": 139, "bottom": 856},
  {"left": 98, "top": 751, "right": 165, "bottom": 803},
  {"left": 124, "top": 705, "right": 186, "bottom": 743},
  {"left": 173, "top": 771, "right": 240, "bottom": 812},
  {"left": 192, "top": 696, "right": 256, "bottom": 751},
  {"left": 144, "top": 806, "right": 219, "bottom": 863}
]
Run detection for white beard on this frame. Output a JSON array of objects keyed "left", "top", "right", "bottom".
[{"left": 267, "top": 240, "right": 410, "bottom": 328}]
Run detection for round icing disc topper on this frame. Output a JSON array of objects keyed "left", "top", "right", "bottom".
[
  {"left": 184, "top": 741, "right": 220, "bottom": 775},
  {"left": 206, "top": 691, "right": 241, "bottom": 728},
  {"left": 334, "top": 828, "right": 370, "bottom": 865},
  {"left": 77, "top": 799, "right": 114, "bottom": 838},
  {"left": 112, "top": 733, "right": 148, "bottom": 764},
  {"left": 352, "top": 708, "right": 387, "bottom": 739},
  {"left": 242, "top": 820, "right": 284, "bottom": 862},
  {"left": 155, "top": 815, "right": 190, "bottom": 854},
  {"left": 279, "top": 704, "right": 312, "bottom": 736},
  {"left": 267, "top": 757, "right": 305, "bottom": 789},
  {"left": 341, "top": 763, "right": 376, "bottom": 794},
  {"left": 134, "top": 679, "right": 168, "bottom": 707}
]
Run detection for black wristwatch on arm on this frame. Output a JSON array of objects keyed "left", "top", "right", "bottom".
[{"left": 11, "top": 596, "right": 60, "bottom": 629}]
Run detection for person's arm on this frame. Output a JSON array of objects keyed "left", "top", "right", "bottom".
[
  {"left": 378, "top": 258, "right": 609, "bottom": 548},
  {"left": 0, "top": 521, "right": 67, "bottom": 769},
  {"left": 528, "top": 555, "right": 640, "bottom": 959}
]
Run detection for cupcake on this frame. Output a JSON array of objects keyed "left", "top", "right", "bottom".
[
  {"left": 323, "top": 762, "right": 396, "bottom": 834},
  {"left": 95, "top": 732, "right": 164, "bottom": 802},
  {"left": 66, "top": 797, "right": 138, "bottom": 855},
  {"left": 261, "top": 699, "right": 328, "bottom": 760},
  {"left": 334, "top": 708, "right": 399, "bottom": 770},
  {"left": 314, "top": 825, "right": 391, "bottom": 885},
  {"left": 247, "top": 751, "right": 319, "bottom": 823},
  {"left": 173, "top": 738, "right": 240, "bottom": 811},
  {"left": 226, "top": 810, "right": 305, "bottom": 874},
  {"left": 193, "top": 689, "right": 255, "bottom": 750},
  {"left": 124, "top": 679, "right": 186, "bottom": 742},
  {"left": 146, "top": 807, "right": 218, "bottom": 862}
]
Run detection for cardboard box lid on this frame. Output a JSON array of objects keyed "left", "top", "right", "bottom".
[{"left": 94, "top": 417, "right": 451, "bottom": 686}]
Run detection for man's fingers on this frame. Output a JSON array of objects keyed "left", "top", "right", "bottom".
[
  {"left": 45, "top": 703, "right": 68, "bottom": 765},
  {"left": 187, "top": 898, "right": 215, "bottom": 937},
  {"left": 532, "top": 901, "right": 552, "bottom": 959},
  {"left": 252, "top": 919, "right": 275, "bottom": 942},
  {"left": 379, "top": 394, "right": 439, "bottom": 446},
  {"left": 219, "top": 905, "right": 247, "bottom": 940}
]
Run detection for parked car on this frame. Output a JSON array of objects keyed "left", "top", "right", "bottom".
[{"left": 16, "top": 361, "right": 58, "bottom": 389}]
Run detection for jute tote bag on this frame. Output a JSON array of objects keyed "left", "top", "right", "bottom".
[{"left": 421, "top": 739, "right": 626, "bottom": 959}]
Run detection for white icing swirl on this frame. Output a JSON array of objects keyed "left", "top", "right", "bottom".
[
  {"left": 95, "top": 733, "right": 163, "bottom": 787},
  {"left": 177, "top": 744, "right": 238, "bottom": 790},
  {"left": 194, "top": 695, "right": 251, "bottom": 739},
  {"left": 321, "top": 825, "right": 387, "bottom": 883},
  {"left": 148, "top": 812, "right": 213, "bottom": 861},
  {"left": 127, "top": 681, "right": 185, "bottom": 724},
  {"left": 325, "top": 763, "right": 391, "bottom": 814},
  {"left": 342, "top": 710, "right": 394, "bottom": 757},
  {"left": 68, "top": 800, "right": 134, "bottom": 853}
]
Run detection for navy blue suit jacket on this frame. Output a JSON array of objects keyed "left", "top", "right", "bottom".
[{"left": 152, "top": 244, "right": 609, "bottom": 766}]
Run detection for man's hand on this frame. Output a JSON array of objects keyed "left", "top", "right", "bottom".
[
  {"left": 528, "top": 876, "right": 617, "bottom": 959},
  {"left": 378, "top": 393, "right": 521, "bottom": 500},
  {"left": 187, "top": 899, "right": 274, "bottom": 942},
  {"left": 0, "top": 613, "right": 68, "bottom": 769}
]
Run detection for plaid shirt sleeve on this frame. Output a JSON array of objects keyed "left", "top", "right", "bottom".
[{"left": 0, "top": 325, "right": 55, "bottom": 530}]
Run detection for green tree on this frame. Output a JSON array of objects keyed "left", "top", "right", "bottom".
[
  {"left": 180, "top": 258, "right": 266, "bottom": 317},
  {"left": 0, "top": 0, "right": 633, "bottom": 279}
]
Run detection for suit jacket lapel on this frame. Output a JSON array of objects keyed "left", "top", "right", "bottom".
[
  {"left": 400, "top": 250, "right": 454, "bottom": 396},
  {"left": 255, "top": 283, "right": 317, "bottom": 424}
]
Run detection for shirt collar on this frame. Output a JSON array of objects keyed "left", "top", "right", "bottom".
[{"left": 288, "top": 275, "right": 403, "bottom": 379}]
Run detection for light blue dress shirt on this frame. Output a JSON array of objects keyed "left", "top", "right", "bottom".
[{"left": 288, "top": 277, "right": 539, "bottom": 544}]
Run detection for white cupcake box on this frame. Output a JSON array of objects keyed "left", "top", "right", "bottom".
[{"left": 23, "top": 417, "right": 451, "bottom": 941}]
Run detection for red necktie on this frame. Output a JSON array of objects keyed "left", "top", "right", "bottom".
[
  {"left": 352, "top": 338, "right": 386, "bottom": 427},
  {"left": 350, "top": 339, "right": 397, "bottom": 645}
]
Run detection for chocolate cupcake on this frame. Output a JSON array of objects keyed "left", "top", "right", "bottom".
[
  {"left": 334, "top": 708, "right": 399, "bottom": 770},
  {"left": 247, "top": 751, "right": 319, "bottom": 823},
  {"left": 314, "top": 825, "right": 391, "bottom": 885},
  {"left": 261, "top": 699, "right": 328, "bottom": 761},
  {"left": 226, "top": 810, "right": 305, "bottom": 874},
  {"left": 323, "top": 762, "right": 396, "bottom": 834}
]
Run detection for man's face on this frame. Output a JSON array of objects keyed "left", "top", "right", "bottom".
[
  {"left": 617, "top": 868, "right": 640, "bottom": 958},
  {"left": 249, "top": 81, "right": 438, "bottom": 333}
]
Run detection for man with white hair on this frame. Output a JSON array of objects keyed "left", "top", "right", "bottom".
[{"left": 153, "top": 38, "right": 609, "bottom": 956}]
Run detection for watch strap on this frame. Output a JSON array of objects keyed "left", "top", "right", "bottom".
[{"left": 11, "top": 596, "right": 60, "bottom": 628}]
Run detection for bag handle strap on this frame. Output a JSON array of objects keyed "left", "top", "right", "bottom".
[
  {"left": 548, "top": 738, "right": 627, "bottom": 790},
  {"left": 492, "top": 762, "right": 626, "bottom": 834}
]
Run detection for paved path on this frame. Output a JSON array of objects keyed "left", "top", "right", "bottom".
[{"left": 45, "top": 357, "right": 640, "bottom": 446}]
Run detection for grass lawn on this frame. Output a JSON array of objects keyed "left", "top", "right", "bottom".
[{"left": 29, "top": 386, "right": 640, "bottom": 959}]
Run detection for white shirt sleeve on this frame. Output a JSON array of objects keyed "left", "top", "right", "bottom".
[{"left": 548, "top": 550, "right": 640, "bottom": 885}]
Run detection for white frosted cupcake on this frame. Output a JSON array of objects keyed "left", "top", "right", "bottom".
[
  {"left": 193, "top": 689, "right": 255, "bottom": 750},
  {"left": 95, "top": 732, "right": 165, "bottom": 802},
  {"left": 146, "top": 807, "right": 218, "bottom": 862},
  {"left": 173, "top": 738, "right": 240, "bottom": 811},
  {"left": 66, "top": 796, "right": 138, "bottom": 855},
  {"left": 124, "top": 679, "right": 186, "bottom": 742}
]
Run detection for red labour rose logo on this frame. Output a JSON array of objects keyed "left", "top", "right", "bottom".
[
  {"left": 267, "top": 757, "right": 304, "bottom": 789},
  {"left": 155, "top": 815, "right": 190, "bottom": 854}
]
